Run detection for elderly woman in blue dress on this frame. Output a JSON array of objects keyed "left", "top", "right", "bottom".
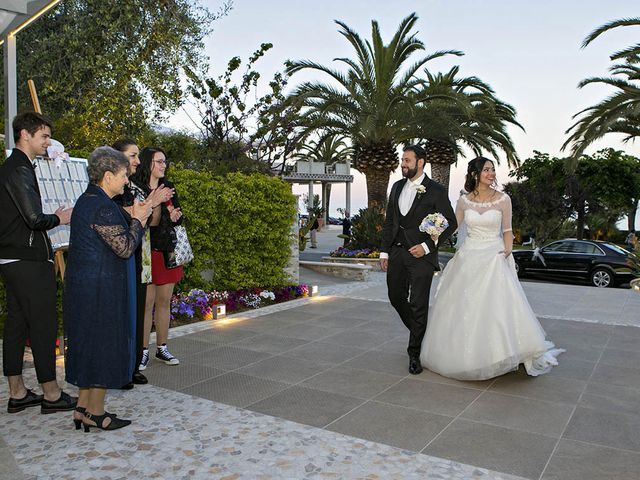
[{"left": 64, "top": 147, "right": 151, "bottom": 431}]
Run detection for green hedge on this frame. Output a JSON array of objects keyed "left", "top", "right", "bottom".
[
  {"left": 0, "top": 171, "right": 297, "bottom": 336},
  {"left": 170, "top": 170, "right": 297, "bottom": 291}
]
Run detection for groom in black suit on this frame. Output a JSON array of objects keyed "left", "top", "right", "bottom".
[{"left": 380, "top": 145, "right": 457, "bottom": 374}]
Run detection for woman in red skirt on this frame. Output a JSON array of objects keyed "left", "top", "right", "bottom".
[{"left": 131, "top": 147, "right": 183, "bottom": 369}]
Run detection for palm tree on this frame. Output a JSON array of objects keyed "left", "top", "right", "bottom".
[
  {"left": 296, "top": 134, "right": 354, "bottom": 218},
  {"left": 564, "top": 17, "right": 640, "bottom": 158},
  {"left": 287, "top": 13, "right": 462, "bottom": 208},
  {"left": 411, "top": 66, "right": 522, "bottom": 191},
  {"left": 563, "top": 17, "right": 640, "bottom": 231},
  {"left": 296, "top": 134, "right": 353, "bottom": 164},
  {"left": 563, "top": 65, "right": 640, "bottom": 159}
]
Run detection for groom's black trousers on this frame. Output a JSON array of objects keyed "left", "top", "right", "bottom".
[{"left": 387, "top": 245, "right": 435, "bottom": 358}]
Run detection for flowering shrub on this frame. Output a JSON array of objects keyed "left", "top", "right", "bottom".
[
  {"left": 170, "top": 284, "right": 309, "bottom": 325},
  {"left": 239, "top": 293, "right": 261, "bottom": 309},
  {"left": 330, "top": 247, "right": 380, "bottom": 258}
]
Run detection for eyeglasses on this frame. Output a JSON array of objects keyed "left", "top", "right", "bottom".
[{"left": 154, "top": 159, "right": 167, "bottom": 165}]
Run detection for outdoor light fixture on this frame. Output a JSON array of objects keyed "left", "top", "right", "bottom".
[{"left": 213, "top": 304, "right": 226, "bottom": 319}]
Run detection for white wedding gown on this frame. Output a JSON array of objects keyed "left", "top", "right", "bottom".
[{"left": 420, "top": 193, "right": 564, "bottom": 381}]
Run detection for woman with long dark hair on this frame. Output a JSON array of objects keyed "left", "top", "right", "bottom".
[
  {"left": 131, "top": 147, "right": 183, "bottom": 369},
  {"left": 111, "top": 139, "right": 173, "bottom": 388},
  {"left": 420, "top": 157, "right": 564, "bottom": 380}
]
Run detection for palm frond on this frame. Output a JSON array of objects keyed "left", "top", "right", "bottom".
[{"left": 581, "top": 17, "right": 640, "bottom": 48}]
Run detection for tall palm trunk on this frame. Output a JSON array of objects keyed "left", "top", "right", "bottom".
[
  {"left": 629, "top": 199, "right": 638, "bottom": 232},
  {"left": 576, "top": 199, "right": 586, "bottom": 240},
  {"left": 353, "top": 142, "right": 398, "bottom": 209},
  {"left": 430, "top": 163, "right": 452, "bottom": 191},
  {"left": 363, "top": 168, "right": 391, "bottom": 209},
  {"left": 425, "top": 140, "right": 456, "bottom": 191}
]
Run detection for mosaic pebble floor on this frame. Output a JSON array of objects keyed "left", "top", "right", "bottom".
[
  {"left": 3, "top": 275, "right": 638, "bottom": 479},
  {"left": 0, "top": 362, "right": 523, "bottom": 480},
  {"left": 0, "top": 290, "right": 523, "bottom": 480}
]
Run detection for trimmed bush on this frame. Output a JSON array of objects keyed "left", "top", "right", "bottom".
[
  {"left": 0, "top": 171, "right": 297, "bottom": 337},
  {"left": 170, "top": 170, "right": 298, "bottom": 291}
]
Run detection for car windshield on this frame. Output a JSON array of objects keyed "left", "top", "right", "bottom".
[{"left": 603, "top": 243, "right": 629, "bottom": 255}]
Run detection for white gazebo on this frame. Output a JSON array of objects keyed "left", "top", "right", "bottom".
[
  {"left": 2, "top": 0, "right": 60, "bottom": 148},
  {"left": 282, "top": 160, "right": 354, "bottom": 222}
]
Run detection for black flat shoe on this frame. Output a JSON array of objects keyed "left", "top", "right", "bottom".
[
  {"left": 41, "top": 391, "right": 77, "bottom": 414},
  {"left": 119, "top": 382, "right": 134, "bottom": 390},
  {"left": 409, "top": 357, "right": 423, "bottom": 375},
  {"left": 7, "top": 389, "right": 44, "bottom": 413},
  {"left": 132, "top": 372, "right": 148, "bottom": 385}
]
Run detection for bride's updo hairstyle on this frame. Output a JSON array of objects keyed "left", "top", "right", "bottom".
[{"left": 464, "top": 156, "right": 495, "bottom": 193}]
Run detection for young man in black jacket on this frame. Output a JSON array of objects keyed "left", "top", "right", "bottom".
[{"left": 0, "top": 112, "right": 76, "bottom": 414}]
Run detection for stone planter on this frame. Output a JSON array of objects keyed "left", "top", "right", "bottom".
[
  {"left": 322, "top": 256, "right": 382, "bottom": 271},
  {"left": 301, "top": 260, "right": 372, "bottom": 281}
]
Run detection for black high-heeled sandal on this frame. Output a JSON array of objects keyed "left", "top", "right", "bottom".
[
  {"left": 83, "top": 411, "right": 131, "bottom": 432},
  {"left": 73, "top": 407, "right": 118, "bottom": 430},
  {"left": 73, "top": 406, "right": 86, "bottom": 430}
]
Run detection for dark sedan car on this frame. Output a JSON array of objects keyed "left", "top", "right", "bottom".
[{"left": 512, "top": 239, "right": 639, "bottom": 288}]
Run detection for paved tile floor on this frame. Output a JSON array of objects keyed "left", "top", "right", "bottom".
[{"left": 1, "top": 276, "right": 639, "bottom": 479}]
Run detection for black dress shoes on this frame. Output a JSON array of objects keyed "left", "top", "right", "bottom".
[
  {"left": 132, "top": 372, "right": 148, "bottom": 385},
  {"left": 7, "top": 389, "right": 44, "bottom": 413},
  {"left": 120, "top": 382, "right": 134, "bottom": 390},
  {"left": 41, "top": 391, "right": 77, "bottom": 414},
  {"left": 409, "top": 357, "right": 423, "bottom": 375}
]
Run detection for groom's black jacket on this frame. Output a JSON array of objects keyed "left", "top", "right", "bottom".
[{"left": 380, "top": 177, "right": 457, "bottom": 269}]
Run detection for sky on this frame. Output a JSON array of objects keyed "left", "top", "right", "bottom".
[{"left": 166, "top": 0, "right": 640, "bottom": 222}]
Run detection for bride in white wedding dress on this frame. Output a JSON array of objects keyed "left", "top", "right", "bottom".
[{"left": 420, "top": 157, "right": 564, "bottom": 381}]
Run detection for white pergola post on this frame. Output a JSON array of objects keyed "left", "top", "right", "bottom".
[
  {"left": 3, "top": 33, "right": 17, "bottom": 149},
  {"left": 307, "top": 182, "right": 314, "bottom": 213},
  {"left": 346, "top": 181, "right": 351, "bottom": 216},
  {"left": 321, "top": 182, "right": 328, "bottom": 222}
]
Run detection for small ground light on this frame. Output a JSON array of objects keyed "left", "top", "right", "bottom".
[{"left": 213, "top": 304, "right": 226, "bottom": 319}]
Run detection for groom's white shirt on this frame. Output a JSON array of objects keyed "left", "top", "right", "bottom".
[{"left": 380, "top": 173, "right": 430, "bottom": 260}]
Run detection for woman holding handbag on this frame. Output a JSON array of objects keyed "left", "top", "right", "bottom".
[{"left": 131, "top": 147, "right": 183, "bottom": 369}]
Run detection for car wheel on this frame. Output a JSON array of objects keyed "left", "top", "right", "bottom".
[
  {"left": 590, "top": 268, "right": 613, "bottom": 288},
  {"left": 514, "top": 261, "right": 524, "bottom": 277}
]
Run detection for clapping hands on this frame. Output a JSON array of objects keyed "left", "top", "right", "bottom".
[
  {"left": 131, "top": 200, "right": 152, "bottom": 225},
  {"left": 147, "top": 184, "right": 174, "bottom": 208},
  {"left": 167, "top": 205, "right": 182, "bottom": 222}
]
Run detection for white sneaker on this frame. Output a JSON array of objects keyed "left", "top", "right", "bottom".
[
  {"left": 139, "top": 348, "right": 150, "bottom": 371},
  {"left": 155, "top": 344, "right": 179, "bottom": 365}
]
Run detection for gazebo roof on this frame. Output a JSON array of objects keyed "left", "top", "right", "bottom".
[
  {"left": 2, "top": 1, "right": 60, "bottom": 146},
  {"left": 0, "top": 1, "right": 59, "bottom": 40}
]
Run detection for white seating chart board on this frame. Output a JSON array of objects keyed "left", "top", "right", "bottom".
[{"left": 35, "top": 157, "right": 88, "bottom": 250}]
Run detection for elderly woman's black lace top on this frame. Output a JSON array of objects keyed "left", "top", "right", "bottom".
[{"left": 63, "top": 184, "right": 143, "bottom": 388}]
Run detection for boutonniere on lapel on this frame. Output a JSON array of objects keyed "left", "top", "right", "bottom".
[{"left": 414, "top": 184, "right": 426, "bottom": 197}]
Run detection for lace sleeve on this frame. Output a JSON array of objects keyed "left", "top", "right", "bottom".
[
  {"left": 454, "top": 196, "right": 467, "bottom": 249},
  {"left": 91, "top": 205, "right": 145, "bottom": 259},
  {"left": 455, "top": 196, "right": 466, "bottom": 229},
  {"left": 501, "top": 194, "right": 513, "bottom": 233}
]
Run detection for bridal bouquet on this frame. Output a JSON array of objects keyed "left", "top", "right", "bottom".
[{"left": 419, "top": 213, "right": 449, "bottom": 237}]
